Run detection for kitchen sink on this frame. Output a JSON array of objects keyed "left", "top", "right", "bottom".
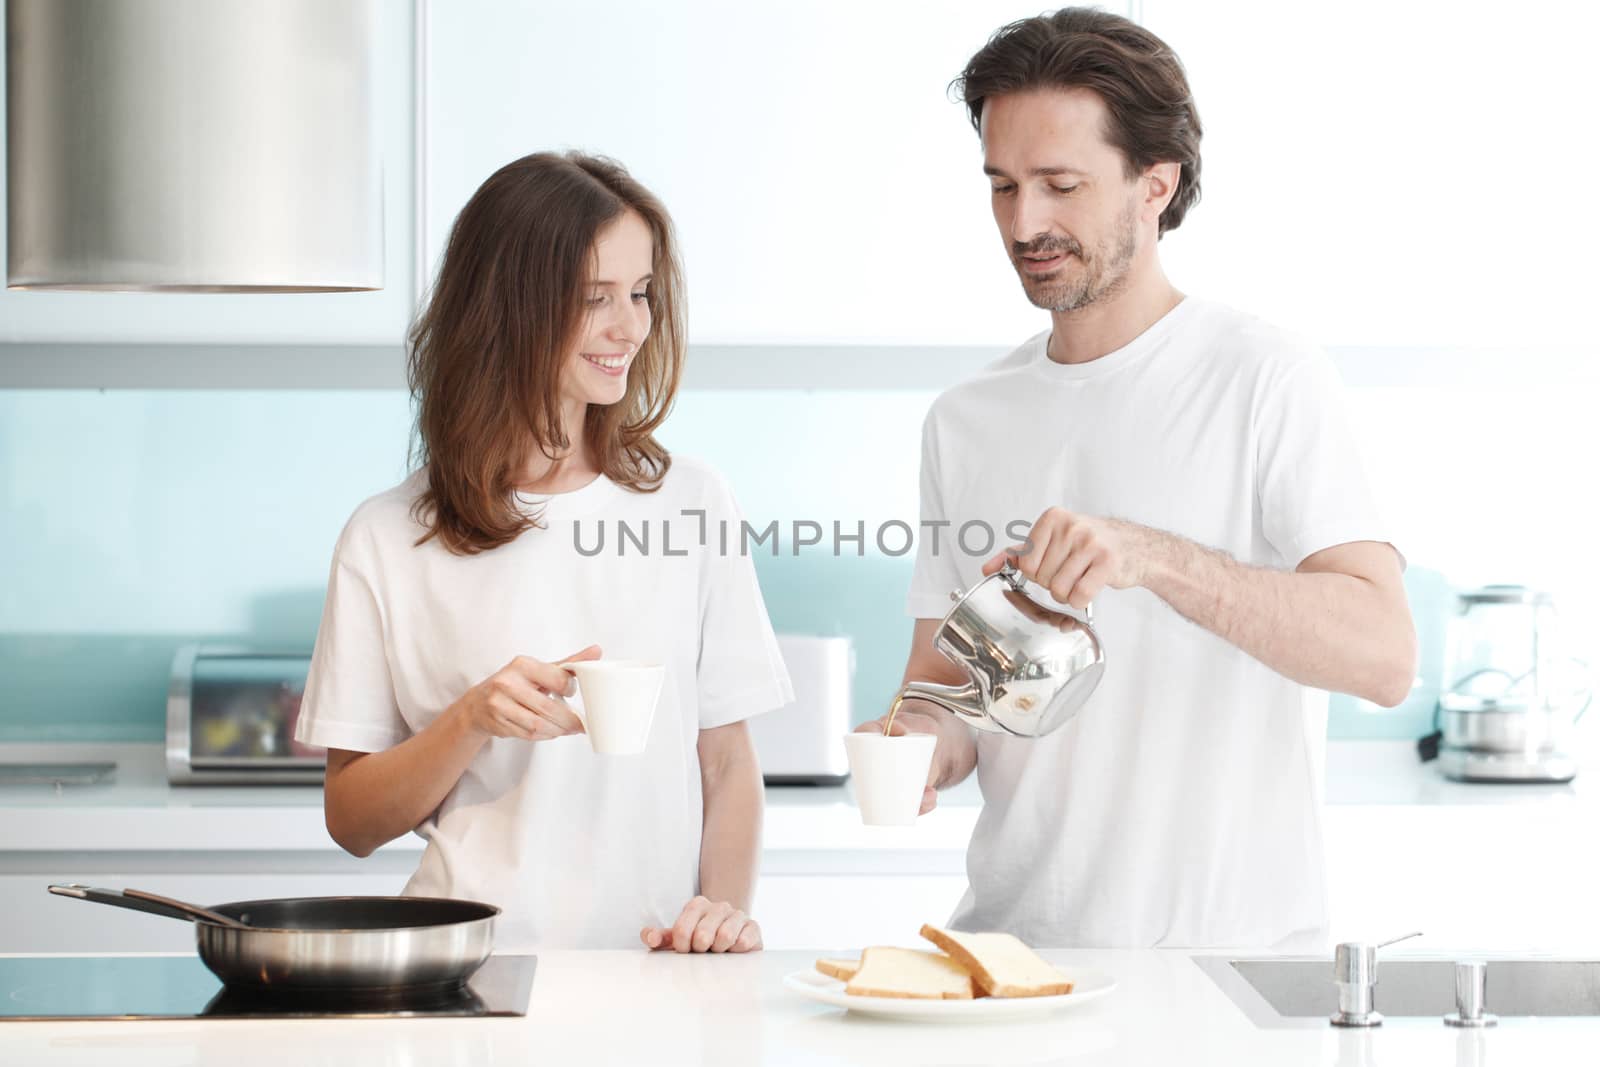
[{"left": 1193, "top": 956, "right": 1600, "bottom": 1029}]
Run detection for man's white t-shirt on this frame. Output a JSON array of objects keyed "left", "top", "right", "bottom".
[
  {"left": 908, "top": 297, "right": 1390, "bottom": 951},
  {"left": 296, "top": 455, "right": 793, "bottom": 950}
]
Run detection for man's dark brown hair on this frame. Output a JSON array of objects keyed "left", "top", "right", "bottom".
[{"left": 954, "top": 8, "right": 1203, "bottom": 235}]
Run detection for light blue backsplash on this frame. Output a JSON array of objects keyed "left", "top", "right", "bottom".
[{"left": 0, "top": 387, "right": 1440, "bottom": 743}]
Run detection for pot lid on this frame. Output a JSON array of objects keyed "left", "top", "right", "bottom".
[
  {"left": 1458, "top": 585, "right": 1553, "bottom": 607},
  {"left": 1439, "top": 691, "right": 1587, "bottom": 714},
  {"left": 1439, "top": 692, "right": 1536, "bottom": 713}
]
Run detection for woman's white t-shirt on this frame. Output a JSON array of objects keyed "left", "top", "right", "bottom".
[
  {"left": 296, "top": 455, "right": 793, "bottom": 950},
  {"left": 908, "top": 297, "right": 1391, "bottom": 951}
]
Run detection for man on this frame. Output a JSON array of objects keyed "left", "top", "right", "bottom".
[{"left": 860, "top": 9, "right": 1416, "bottom": 950}]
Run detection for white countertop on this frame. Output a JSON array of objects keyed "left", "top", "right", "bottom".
[
  {"left": 1323, "top": 738, "right": 1596, "bottom": 806},
  {"left": 0, "top": 739, "right": 1593, "bottom": 857},
  {"left": 0, "top": 947, "right": 1594, "bottom": 1066},
  {"left": 0, "top": 742, "right": 987, "bottom": 858}
]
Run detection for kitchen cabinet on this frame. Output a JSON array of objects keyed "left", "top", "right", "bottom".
[
  {"left": 1139, "top": 0, "right": 1600, "bottom": 350},
  {"left": 0, "top": 868, "right": 968, "bottom": 954},
  {"left": 424, "top": 0, "right": 1085, "bottom": 347},
  {"left": 756, "top": 876, "right": 968, "bottom": 950},
  {"left": 7, "top": 1, "right": 1591, "bottom": 368},
  {"left": 6, "top": 742, "right": 1598, "bottom": 954},
  {"left": 0, "top": 745, "right": 977, "bottom": 953},
  {"left": 16, "top": 804, "right": 1596, "bottom": 954},
  {"left": 0, "top": 0, "right": 417, "bottom": 346},
  {"left": 0, "top": 858, "right": 414, "bottom": 953}
]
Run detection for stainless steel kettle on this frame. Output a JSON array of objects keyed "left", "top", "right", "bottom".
[{"left": 898, "top": 561, "right": 1106, "bottom": 737}]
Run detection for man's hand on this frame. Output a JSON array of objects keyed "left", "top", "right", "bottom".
[
  {"left": 983, "top": 508, "right": 1154, "bottom": 609},
  {"left": 854, "top": 706, "right": 943, "bottom": 815},
  {"left": 641, "top": 896, "right": 762, "bottom": 953},
  {"left": 992, "top": 510, "right": 1416, "bottom": 707}
]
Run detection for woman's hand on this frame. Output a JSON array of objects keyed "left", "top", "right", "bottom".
[
  {"left": 451, "top": 646, "right": 601, "bottom": 742},
  {"left": 641, "top": 896, "right": 762, "bottom": 953}
]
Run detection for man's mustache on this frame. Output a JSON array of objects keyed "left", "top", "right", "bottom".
[{"left": 1012, "top": 236, "right": 1082, "bottom": 259}]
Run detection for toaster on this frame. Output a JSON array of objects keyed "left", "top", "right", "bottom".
[
  {"left": 166, "top": 644, "right": 323, "bottom": 784},
  {"left": 751, "top": 634, "right": 854, "bottom": 785},
  {"left": 166, "top": 636, "right": 854, "bottom": 786}
]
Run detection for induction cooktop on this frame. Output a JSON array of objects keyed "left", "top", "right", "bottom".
[{"left": 0, "top": 954, "right": 536, "bottom": 1021}]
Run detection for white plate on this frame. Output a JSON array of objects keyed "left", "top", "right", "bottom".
[{"left": 782, "top": 965, "right": 1116, "bottom": 1021}]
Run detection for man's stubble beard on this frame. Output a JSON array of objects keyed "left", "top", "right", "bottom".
[{"left": 1020, "top": 197, "right": 1140, "bottom": 313}]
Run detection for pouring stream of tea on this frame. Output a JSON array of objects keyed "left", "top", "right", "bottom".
[{"left": 883, "top": 689, "right": 907, "bottom": 735}]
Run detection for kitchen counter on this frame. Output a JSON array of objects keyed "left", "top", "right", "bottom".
[
  {"left": 1324, "top": 738, "right": 1596, "bottom": 806},
  {"left": 0, "top": 742, "right": 986, "bottom": 860},
  {"left": 2, "top": 739, "right": 1593, "bottom": 856},
  {"left": 1, "top": 947, "right": 1595, "bottom": 1066}
]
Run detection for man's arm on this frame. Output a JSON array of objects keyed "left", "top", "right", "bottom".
[
  {"left": 987, "top": 509, "right": 1417, "bottom": 708},
  {"left": 1136, "top": 530, "right": 1415, "bottom": 706}
]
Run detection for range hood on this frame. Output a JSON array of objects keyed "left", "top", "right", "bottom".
[{"left": 5, "top": 0, "right": 381, "bottom": 292}]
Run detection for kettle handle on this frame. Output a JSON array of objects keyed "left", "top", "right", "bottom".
[
  {"left": 998, "top": 559, "right": 1094, "bottom": 624},
  {"left": 1570, "top": 658, "right": 1593, "bottom": 722}
]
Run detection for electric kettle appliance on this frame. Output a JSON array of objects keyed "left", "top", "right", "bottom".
[{"left": 1424, "top": 585, "right": 1591, "bottom": 782}]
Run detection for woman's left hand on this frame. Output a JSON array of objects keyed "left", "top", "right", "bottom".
[{"left": 641, "top": 895, "right": 762, "bottom": 953}]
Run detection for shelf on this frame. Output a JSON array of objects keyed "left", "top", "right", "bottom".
[
  {"left": 0, "top": 343, "right": 1005, "bottom": 391},
  {"left": 2, "top": 342, "right": 1595, "bottom": 391}
]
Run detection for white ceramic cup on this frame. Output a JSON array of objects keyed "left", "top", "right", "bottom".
[
  {"left": 843, "top": 731, "right": 937, "bottom": 826},
  {"left": 563, "top": 660, "right": 665, "bottom": 755}
]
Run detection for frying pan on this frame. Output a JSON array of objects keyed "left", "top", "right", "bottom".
[{"left": 48, "top": 884, "right": 498, "bottom": 990}]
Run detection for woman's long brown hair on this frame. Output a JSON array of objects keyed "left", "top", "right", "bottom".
[{"left": 406, "top": 152, "right": 685, "bottom": 554}]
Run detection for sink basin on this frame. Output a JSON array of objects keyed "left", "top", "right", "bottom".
[{"left": 1193, "top": 956, "right": 1600, "bottom": 1029}]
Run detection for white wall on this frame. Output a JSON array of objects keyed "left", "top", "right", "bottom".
[{"left": 1144, "top": 0, "right": 1600, "bottom": 349}]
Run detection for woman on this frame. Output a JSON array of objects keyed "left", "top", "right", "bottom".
[{"left": 295, "top": 152, "right": 792, "bottom": 953}]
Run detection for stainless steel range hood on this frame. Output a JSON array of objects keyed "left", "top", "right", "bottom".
[{"left": 5, "top": 0, "right": 382, "bottom": 292}]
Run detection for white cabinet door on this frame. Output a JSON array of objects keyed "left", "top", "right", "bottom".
[
  {"left": 1323, "top": 804, "right": 1600, "bottom": 953},
  {"left": 1139, "top": 0, "right": 1600, "bottom": 349},
  {"left": 0, "top": 1, "right": 417, "bottom": 346},
  {"left": 7, "top": 868, "right": 966, "bottom": 953},
  {"left": 2, "top": 858, "right": 413, "bottom": 953},
  {"left": 755, "top": 875, "right": 968, "bottom": 951},
  {"left": 425, "top": 1, "right": 1084, "bottom": 347}
]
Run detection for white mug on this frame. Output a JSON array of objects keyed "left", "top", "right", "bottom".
[
  {"left": 843, "top": 731, "right": 936, "bottom": 826},
  {"left": 563, "top": 660, "right": 665, "bottom": 755}
]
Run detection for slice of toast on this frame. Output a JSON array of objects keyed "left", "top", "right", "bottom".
[
  {"left": 919, "top": 924, "right": 1074, "bottom": 998},
  {"left": 843, "top": 947, "right": 978, "bottom": 999},
  {"left": 814, "top": 957, "right": 860, "bottom": 981}
]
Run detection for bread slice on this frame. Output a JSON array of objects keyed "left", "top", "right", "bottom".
[
  {"left": 814, "top": 957, "right": 860, "bottom": 981},
  {"left": 919, "top": 925, "right": 1073, "bottom": 997},
  {"left": 843, "top": 947, "right": 978, "bottom": 999}
]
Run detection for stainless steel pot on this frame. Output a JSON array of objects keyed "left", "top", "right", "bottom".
[
  {"left": 1426, "top": 584, "right": 1593, "bottom": 783},
  {"left": 898, "top": 561, "right": 1105, "bottom": 737},
  {"left": 1435, "top": 693, "right": 1587, "bottom": 783},
  {"left": 49, "top": 885, "right": 497, "bottom": 990},
  {"left": 1439, "top": 697, "right": 1577, "bottom": 753}
]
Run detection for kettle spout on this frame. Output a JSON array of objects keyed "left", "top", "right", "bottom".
[{"left": 898, "top": 679, "right": 1006, "bottom": 733}]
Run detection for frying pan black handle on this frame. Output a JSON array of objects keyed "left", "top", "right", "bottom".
[{"left": 47, "top": 884, "right": 248, "bottom": 928}]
